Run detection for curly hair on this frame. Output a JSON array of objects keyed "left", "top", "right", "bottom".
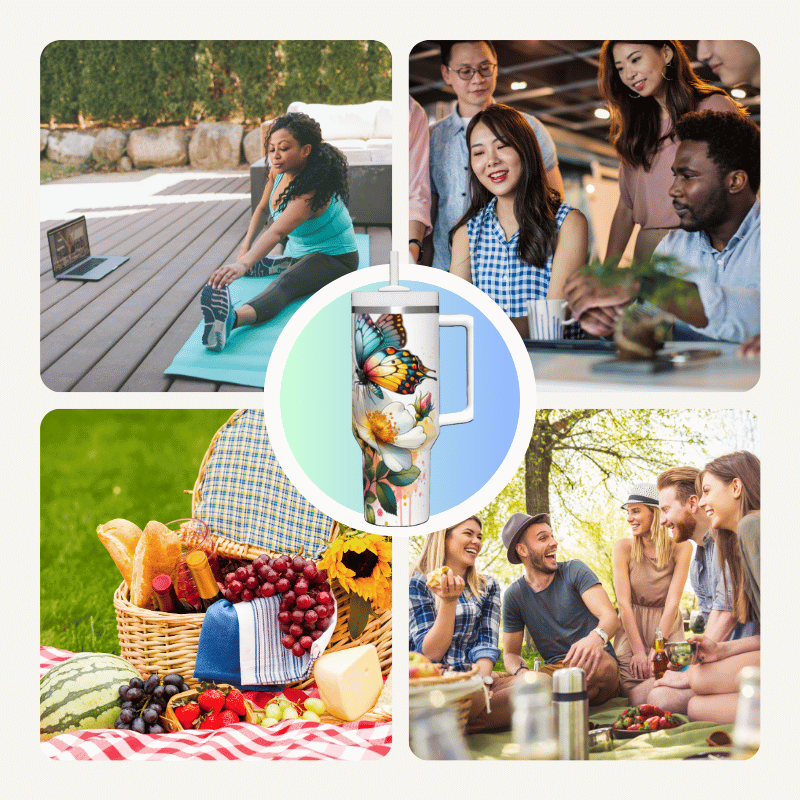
[
  {"left": 676, "top": 110, "right": 761, "bottom": 193},
  {"left": 598, "top": 40, "right": 737, "bottom": 170},
  {"left": 266, "top": 112, "right": 350, "bottom": 214},
  {"left": 450, "top": 104, "right": 562, "bottom": 267}
]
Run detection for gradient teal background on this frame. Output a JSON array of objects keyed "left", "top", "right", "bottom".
[{"left": 280, "top": 280, "right": 521, "bottom": 516}]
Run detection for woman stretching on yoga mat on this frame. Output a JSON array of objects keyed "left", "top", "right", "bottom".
[{"left": 201, "top": 112, "right": 358, "bottom": 351}]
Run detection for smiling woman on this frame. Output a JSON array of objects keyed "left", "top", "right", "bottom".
[
  {"left": 612, "top": 482, "right": 692, "bottom": 705},
  {"left": 597, "top": 40, "right": 742, "bottom": 261},
  {"left": 409, "top": 519, "right": 522, "bottom": 733},
  {"left": 448, "top": 103, "right": 588, "bottom": 338}
]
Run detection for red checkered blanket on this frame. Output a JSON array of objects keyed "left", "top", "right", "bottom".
[{"left": 40, "top": 647, "right": 391, "bottom": 761}]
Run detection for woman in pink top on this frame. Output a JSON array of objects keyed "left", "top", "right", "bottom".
[{"left": 598, "top": 41, "right": 741, "bottom": 262}]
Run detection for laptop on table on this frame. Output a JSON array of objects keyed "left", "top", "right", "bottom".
[{"left": 47, "top": 216, "right": 129, "bottom": 281}]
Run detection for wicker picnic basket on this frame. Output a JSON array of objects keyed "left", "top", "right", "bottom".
[
  {"left": 408, "top": 664, "right": 481, "bottom": 732},
  {"left": 113, "top": 410, "right": 392, "bottom": 692}
]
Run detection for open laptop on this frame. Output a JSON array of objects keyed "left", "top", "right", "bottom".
[{"left": 47, "top": 216, "right": 129, "bottom": 281}]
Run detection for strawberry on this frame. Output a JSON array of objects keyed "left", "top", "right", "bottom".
[
  {"left": 218, "top": 710, "right": 240, "bottom": 727},
  {"left": 639, "top": 704, "right": 665, "bottom": 717},
  {"left": 197, "top": 689, "right": 226, "bottom": 714},
  {"left": 645, "top": 715, "right": 661, "bottom": 730},
  {"left": 224, "top": 689, "right": 247, "bottom": 717},
  {"left": 173, "top": 702, "right": 201, "bottom": 729},
  {"left": 199, "top": 712, "right": 223, "bottom": 729}
]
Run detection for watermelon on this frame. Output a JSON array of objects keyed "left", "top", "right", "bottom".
[{"left": 40, "top": 652, "right": 142, "bottom": 740}]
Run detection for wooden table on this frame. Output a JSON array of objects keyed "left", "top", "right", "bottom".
[
  {"left": 527, "top": 342, "right": 759, "bottom": 392},
  {"left": 40, "top": 168, "right": 390, "bottom": 392}
]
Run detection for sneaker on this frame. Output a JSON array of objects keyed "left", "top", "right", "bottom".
[
  {"left": 201, "top": 283, "right": 235, "bottom": 352},
  {"left": 247, "top": 254, "right": 295, "bottom": 277}
]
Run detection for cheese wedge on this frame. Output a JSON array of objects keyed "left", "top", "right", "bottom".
[{"left": 313, "top": 644, "right": 382, "bottom": 722}]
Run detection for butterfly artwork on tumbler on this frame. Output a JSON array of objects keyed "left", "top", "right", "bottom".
[{"left": 353, "top": 313, "right": 436, "bottom": 400}]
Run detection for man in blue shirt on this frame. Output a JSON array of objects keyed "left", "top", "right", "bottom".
[
  {"left": 565, "top": 111, "right": 760, "bottom": 343},
  {"left": 428, "top": 41, "right": 563, "bottom": 270},
  {"left": 651, "top": 466, "right": 747, "bottom": 714}
]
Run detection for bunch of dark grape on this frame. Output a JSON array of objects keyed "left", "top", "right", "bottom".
[
  {"left": 223, "top": 554, "right": 335, "bottom": 658},
  {"left": 115, "top": 672, "right": 189, "bottom": 734}
]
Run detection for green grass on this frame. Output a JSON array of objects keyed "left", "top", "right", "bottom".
[
  {"left": 495, "top": 642, "right": 541, "bottom": 673},
  {"left": 40, "top": 158, "right": 86, "bottom": 184},
  {"left": 40, "top": 409, "right": 235, "bottom": 654}
]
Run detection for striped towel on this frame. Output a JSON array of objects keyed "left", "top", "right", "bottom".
[{"left": 236, "top": 596, "right": 337, "bottom": 686}]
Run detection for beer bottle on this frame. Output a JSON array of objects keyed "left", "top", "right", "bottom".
[
  {"left": 185, "top": 549, "right": 223, "bottom": 611},
  {"left": 652, "top": 628, "right": 669, "bottom": 679},
  {"left": 732, "top": 666, "right": 760, "bottom": 759}
]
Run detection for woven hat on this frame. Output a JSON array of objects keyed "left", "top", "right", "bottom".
[
  {"left": 621, "top": 482, "right": 660, "bottom": 509},
  {"left": 501, "top": 512, "right": 550, "bottom": 565}
]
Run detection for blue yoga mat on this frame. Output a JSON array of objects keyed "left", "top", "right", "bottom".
[{"left": 164, "top": 234, "right": 370, "bottom": 387}]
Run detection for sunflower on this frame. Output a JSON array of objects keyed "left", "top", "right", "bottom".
[{"left": 318, "top": 531, "right": 392, "bottom": 612}]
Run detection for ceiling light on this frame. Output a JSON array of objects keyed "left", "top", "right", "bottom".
[
  {"left": 594, "top": 107, "right": 610, "bottom": 120},
  {"left": 510, "top": 81, "right": 527, "bottom": 91}
]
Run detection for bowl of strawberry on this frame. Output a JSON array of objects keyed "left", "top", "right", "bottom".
[
  {"left": 222, "top": 553, "right": 336, "bottom": 659},
  {"left": 610, "top": 704, "right": 684, "bottom": 738},
  {"left": 164, "top": 684, "right": 256, "bottom": 732}
]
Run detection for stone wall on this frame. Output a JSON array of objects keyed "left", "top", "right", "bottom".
[{"left": 41, "top": 123, "right": 263, "bottom": 171}]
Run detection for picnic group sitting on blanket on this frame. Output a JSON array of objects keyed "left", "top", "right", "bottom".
[
  {"left": 411, "top": 40, "right": 760, "bottom": 352},
  {"left": 408, "top": 450, "right": 760, "bottom": 733},
  {"left": 200, "top": 111, "right": 358, "bottom": 352}
]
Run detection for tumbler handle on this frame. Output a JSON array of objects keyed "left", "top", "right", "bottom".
[{"left": 439, "top": 315, "right": 474, "bottom": 426}]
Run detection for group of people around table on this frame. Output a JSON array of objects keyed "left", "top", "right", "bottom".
[
  {"left": 409, "top": 40, "right": 761, "bottom": 350},
  {"left": 409, "top": 450, "right": 760, "bottom": 733}
]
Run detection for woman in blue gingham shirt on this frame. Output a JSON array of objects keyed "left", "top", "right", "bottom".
[{"left": 450, "top": 104, "right": 588, "bottom": 338}]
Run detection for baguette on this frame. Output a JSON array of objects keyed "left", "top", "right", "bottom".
[
  {"left": 96, "top": 518, "right": 142, "bottom": 586},
  {"left": 130, "top": 521, "right": 182, "bottom": 609}
]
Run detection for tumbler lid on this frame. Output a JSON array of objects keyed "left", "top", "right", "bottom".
[{"left": 352, "top": 252, "right": 438, "bottom": 312}]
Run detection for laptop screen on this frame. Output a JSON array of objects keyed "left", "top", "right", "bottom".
[{"left": 48, "top": 217, "right": 90, "bottom": 275}]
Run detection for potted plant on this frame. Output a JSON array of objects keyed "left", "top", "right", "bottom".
[{"left": 580, "top": 254, "right": 694, "bottom": 361}]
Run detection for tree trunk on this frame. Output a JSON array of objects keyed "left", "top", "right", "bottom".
[{"left": 525, "top": 421, "right": 553, "bottom": 515}]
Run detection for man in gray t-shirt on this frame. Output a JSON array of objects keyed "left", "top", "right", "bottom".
[{"left": 501, "top": 513, "right": 621, "bottom": 706}]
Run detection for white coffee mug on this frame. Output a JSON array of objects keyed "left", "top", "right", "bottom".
[{"left": 527, "top": 299, "right": 576, "bottom": 340}]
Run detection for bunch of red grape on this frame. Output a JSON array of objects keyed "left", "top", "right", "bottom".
[{"left": 223, "top": 554, "right": 335, "bottom": 658}]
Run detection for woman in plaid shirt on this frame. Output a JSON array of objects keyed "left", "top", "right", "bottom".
[
  {"left": 409, "top": 517, "right": 519, "bottom": 732},
  {"left": 449, "top": 104, "right": 588, "bottom": 339}
]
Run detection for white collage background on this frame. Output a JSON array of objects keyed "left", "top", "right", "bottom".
[{"left": 10, "top": 4, "right": 800, "bottom": 798}]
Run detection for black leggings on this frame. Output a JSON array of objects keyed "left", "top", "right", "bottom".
[{"left": 244, "top": 250, "right": 359, "bottom": 324}]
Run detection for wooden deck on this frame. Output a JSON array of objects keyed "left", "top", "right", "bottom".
[{"left": 40, "top": 170, "right": 391, "bottom": 392}]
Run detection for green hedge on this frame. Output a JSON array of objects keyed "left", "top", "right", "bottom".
[{"left": 41, "top": 40, "right": 391, "bottom": 126}]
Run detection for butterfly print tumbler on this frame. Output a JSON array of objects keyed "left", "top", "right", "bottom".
[{"left": 352, "top": 267, "right": 474, "bottom": 526}]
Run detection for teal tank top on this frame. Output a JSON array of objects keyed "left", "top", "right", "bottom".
[{"left": 270, "top": 174, "right": 357, "bottom": 258}]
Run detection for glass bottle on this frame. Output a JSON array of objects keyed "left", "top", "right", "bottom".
[
  {"left": 151, "top": 574, "right": 183, "bottom": 613},
  {"left": 410, "top": 701, "right": 471, "bottom": 760},
  {"left": 511, "top": 671, "right": 558, "bottom": 759},
  {"left": 653, "top": 628, "right": 669, "bottom": 680},
  {"left": 732, "top": 666, "right": 760, "bottom": 759},
  {"left": 185, "top": 549, "right": 223, "bottom": 611}
]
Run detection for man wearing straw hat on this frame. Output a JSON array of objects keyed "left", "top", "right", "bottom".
[{"left": 501, "top": 512, "right": 621, "bottom": 705}]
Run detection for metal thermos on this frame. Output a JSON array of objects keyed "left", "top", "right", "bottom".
[
  {"left": 410, "top": 703, "right": 471, "bottom": 760},
  {"left": 351, "top": 254, "right": 474, "bottom": 526},
  {"left": 552, "top": 667, "right": 589, "bottom": 760}
]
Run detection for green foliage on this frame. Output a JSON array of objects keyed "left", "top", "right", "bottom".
[
  {"left": 582, "top": 253, "right": 693, "bottom": 316},
  {"left": 282, "top": 40, "right": 391, "bottom": 106},
  {"left": 40, "top": 409, "right": 235, "bottom": 654},
  {"left": 41, "top": 41, "right": 82, "bottom": 123},
  {"left": 41, "top": 41, "right": 390, "bottom": 127}
]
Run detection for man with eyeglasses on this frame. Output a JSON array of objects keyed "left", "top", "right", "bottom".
[{"left": 427, "top": 41, "right": 564, "bottom": 270}]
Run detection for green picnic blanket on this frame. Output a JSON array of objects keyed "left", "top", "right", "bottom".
[{"left": 466, "top": 697, "right": 735, "bottom": 760}]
